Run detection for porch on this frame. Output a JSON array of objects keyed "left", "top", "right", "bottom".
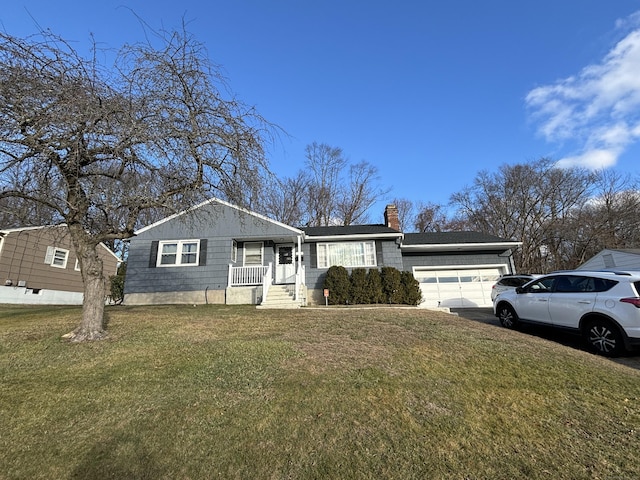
[{"left": 227, "top": 263, "right": 306, "bottom": 307}]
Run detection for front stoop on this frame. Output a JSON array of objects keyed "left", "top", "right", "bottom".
[{"left": 257, "top": 284, "right": 302, "bottom": 309}]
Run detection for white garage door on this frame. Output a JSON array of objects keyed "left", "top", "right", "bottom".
[{"left": 414, "top": 268, "right": 503, "bottom": 308}]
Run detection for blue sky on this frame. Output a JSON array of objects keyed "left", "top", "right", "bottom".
[{"left": 3, "top": 1, "right": 640, "bottom": 222}]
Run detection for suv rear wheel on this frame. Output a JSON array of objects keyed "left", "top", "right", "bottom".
[
  {"left": 497, "top": 304, "right": 518, "bottom": 329},
  {"left": 583, "top": 318, "right": 625, "bottom": 357}
]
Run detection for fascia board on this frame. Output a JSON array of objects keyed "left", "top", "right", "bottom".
[
  {"left": 304, "top": 233, "right": 403, "bottom": 242},
  {"left": 401, "top": 241, "right": 522, "bottom": 252}
]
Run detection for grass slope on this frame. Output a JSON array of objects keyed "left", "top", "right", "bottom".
[{"left": 1, "top": 305, "right": 639, "bottom": 479}]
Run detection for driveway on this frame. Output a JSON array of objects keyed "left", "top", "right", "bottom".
[{"left": 450, "top": 308, "right": 640, "bottom": 370}]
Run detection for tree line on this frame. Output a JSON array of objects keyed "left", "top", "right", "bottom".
[
  {"left": 394, "top": 160, "right": 640, "bottom": 274},
  {"left": 1, "top": 26, "right": 639, "bottom": 341}
]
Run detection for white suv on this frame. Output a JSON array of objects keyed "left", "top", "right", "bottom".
[{"left": 493, "top": 270, "right": 640, "bottom": 356}]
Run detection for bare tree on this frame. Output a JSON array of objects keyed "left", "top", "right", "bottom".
[
  {"left": 0, "top": 28, "right": 275, "bottom": 341},
  {"left": 264, "top": 142, "right": 388, "bottom": 227},
  {"left": 391, "top": 197, "right": 415, "bottom": 232},
  {"left": 304, "top": 142, "right": 346, "bottom": 226},
  {"left": 450, "top": 159, "right": 594, "bottom": 272},
  {"left": 337, "top": 160, "right": 388, "bottom": 225},
  {"left": 414, "top": 201, "right": 449, "bottom": 232},
  {"left": 259, "top": 171, "right": 310, "bottom": 226}
]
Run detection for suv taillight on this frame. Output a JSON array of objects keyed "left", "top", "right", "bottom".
[{"left": 620, "top": 297, "right": 640, "bottom": 308}]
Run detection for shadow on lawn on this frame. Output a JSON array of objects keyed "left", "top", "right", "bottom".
[{"left": 70, "top": 432, "right": 164, "bottom": 480}]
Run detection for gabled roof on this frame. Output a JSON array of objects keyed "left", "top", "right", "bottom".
[
  {"left": 402, "top": 231, "right": 521, "bottom": 252},
  {"left": 302, "top": 224, "right": 402, "bottom": 241},
  {"left": 135, "top": 197, "right": 303, "bottom": 236}
]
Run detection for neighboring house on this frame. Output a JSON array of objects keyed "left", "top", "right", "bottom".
[
  {"left": 577, "top": 249, "right": 640, "bottom": 271},
  {"left": 0, "top": 225, "right": 121, "bottom": 305},
  {"left": 124, "top": 199, "right": 521, "bottom": 308}
]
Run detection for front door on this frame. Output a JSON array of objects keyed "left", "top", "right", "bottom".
[{"left": 275, "top": 244, "right": 295, "bottom": 284}]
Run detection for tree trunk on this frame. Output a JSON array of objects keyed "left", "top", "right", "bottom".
[{"left": 63, "top": 232, "right": 107, "bottom": 342}]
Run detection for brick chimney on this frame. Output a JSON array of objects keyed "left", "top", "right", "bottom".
[{"left": 384, "top": 204, "right": 400, "bottom": 231}]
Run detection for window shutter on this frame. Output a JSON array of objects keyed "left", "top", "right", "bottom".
[
  {"left": 376, "top": 240, "right": 383, "bottom": 265},
  {"left": 310, "top": 243, "right": 317, "bottom": 268},
  {"left": 149, "top": 241, "right": 159, "bottom": 268},
  {"left": 44, "top": 246, "right": 54, "bottom": 265},
  {"left": 199, "top": 239, "right": 207, "bottom": 266}
]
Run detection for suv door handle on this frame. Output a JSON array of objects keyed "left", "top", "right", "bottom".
[{"left": 578, "top": 300, "right": 592, "bottom": 304}]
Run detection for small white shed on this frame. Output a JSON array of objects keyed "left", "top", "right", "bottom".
[{"left": 577, "top": 249, "right": 640, "bottom": 271}]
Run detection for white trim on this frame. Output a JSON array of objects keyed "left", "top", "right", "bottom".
[
  {"left": 316, "top": 240, "right": 377, "bottom": 269},
  {"left": 243, "top": 241, "right": 264, "bottom": 266},
  {"left": 156, "top": 239, "right": 200, "bottom": 267},
  {"left": 412, "top": 263, "right": 511, "bottom": 272},
  {"left": 49, "top": 247, "right": 69, "bottom": 269},
  {"left": 305, "top": 233, "right": 402, "bottom": 242},
  {"left": 402, "top": 242, "right": 521, "bottom": 252}
]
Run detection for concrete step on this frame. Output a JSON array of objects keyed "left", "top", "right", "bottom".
[{"left": 257, "top": 285, "right": 301, "bottom": 309}]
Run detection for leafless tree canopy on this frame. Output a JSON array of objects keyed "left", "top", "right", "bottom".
[
  {"left": 448, "top": 159, "right": 640, "bottom": 273},
  {"left": 260, "top": 142, "right": 388, "bottom": 227},
  {"left": 0, "top": 28, "right": 275, "bottom": 340}
]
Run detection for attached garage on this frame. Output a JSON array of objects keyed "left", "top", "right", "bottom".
[
  {"left": 413, "top": 266, "right": 504, "bottom": 308},
  {"left": 401, "top": 232, "right": 521, "bottom": 309}
]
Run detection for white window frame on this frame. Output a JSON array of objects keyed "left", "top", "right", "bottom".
[
  {"left": 243, "top": 242, "right": 264, "bottom": 266},
  {"left": 232, "top": 240, "right": 238, "bottom": 263},
  {"left": 45, "top": 246, "right": 69, "bottom": 269},
  {"left": 317, "top": 241, "right": 377, "bottom": 269},
  {"left": 74, "top": 259, "right": 81, "bottom": 271},
  {"left": 157, "top": 240, "right": 200, "bottom": 267}
]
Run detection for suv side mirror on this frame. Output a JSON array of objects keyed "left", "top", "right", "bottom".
[{"left": 515, "top": 286, "right": 524, "bottom": 294}]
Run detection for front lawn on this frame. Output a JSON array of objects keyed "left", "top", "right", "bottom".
[{"left": 1, "top": 304, "right": 638, "bottom": 479}]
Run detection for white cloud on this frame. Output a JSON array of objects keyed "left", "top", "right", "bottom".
[{"left": 526, "top": 12, "right": 640, "bottom": 169}]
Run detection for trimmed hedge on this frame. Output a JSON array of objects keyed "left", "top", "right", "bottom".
[{"left": 322, "top": 266, "right": 421, "bottom": 306}]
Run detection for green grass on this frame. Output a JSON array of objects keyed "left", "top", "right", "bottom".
[{"left": 1, "top": 304, "right": 639, "bottom": 479}]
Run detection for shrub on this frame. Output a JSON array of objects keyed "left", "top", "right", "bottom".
[
  {"left": 350, "top": 268, "right": 369, "bottom": 304},
  {"left": 108, "top": 262, "right": 127, "bottom": 304},
  {"left": 323, "top": 265, "right": 351, "bottom": 305},
  {"left": 381, "top": 266, "right": 404, "bottom": 304},
  {"left": 401, "top": 271, "right": 422, "bottom": 306},
  {"left": 366, "top": 268, "right": 385, "bottom": 304}
]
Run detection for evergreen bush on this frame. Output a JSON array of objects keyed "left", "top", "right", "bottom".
[
  {"left": 401, "top": 270, "right": 422, "bottom": 306},
  {"left": 350, "top": 268, "right": 369, "bottom": 304},
  {"left": 366, "top": 268, "right": 385, "bottom": 304},
  {"left": 381, "top": 266, "right": 404, "bottom": 304},
  {"left": 323, "top": 265, "right": 351, "bottom": 305}
]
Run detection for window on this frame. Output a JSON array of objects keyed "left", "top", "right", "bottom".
[
  {"left": 232, "top": 240, "right": 238, "bottom": 263},
  {"left": 317, "top": 241, "right": 376, "bottom": 268},
  {"left": 244, "top": 242, "right": 263, "bottom": 266},
  {"left": 157, "top": 240, "right": 200, "bottom": 267},
  {"left": 44, "top": 246, "right": 69, "bottom": 269}
]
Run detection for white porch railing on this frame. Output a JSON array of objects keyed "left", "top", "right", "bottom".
[
  {"left": 228, "top": 261, "right": 305, "bottom": 305},
  {"left": 295, "top": 264, "right": 305, "bottom": 301},
  {"left": 262, "top": 263, "right": 273, "bottom": 302},
  {"left": 228, "top": 264, "right": 270, "bottom": 286}
]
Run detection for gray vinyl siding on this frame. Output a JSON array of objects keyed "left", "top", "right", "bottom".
[
  {"left": 402, "top": 252, "right": 509, "bottom": 272},
  {"left": 124, "top": 201, "right": 297, "bottom": 295},
  {"left": 402, "top": 251, "right": 510, "bottom": 272}
]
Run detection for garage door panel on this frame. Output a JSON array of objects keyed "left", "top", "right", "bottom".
[{"left": 415, "top": 267, "right": 502, "bottom": 308}]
